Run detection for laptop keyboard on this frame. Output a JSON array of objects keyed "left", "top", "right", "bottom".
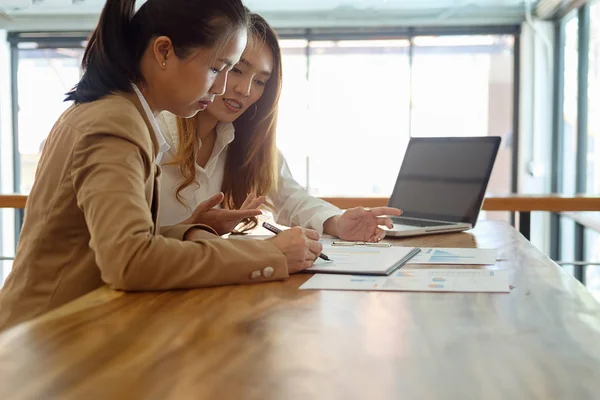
[{"left": 391, "top": 217, "right": 455, "bottom": 228}]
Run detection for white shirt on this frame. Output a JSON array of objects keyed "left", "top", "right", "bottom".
[
  {"left": 156, "top": 112, "right": 343, "bottom": 232},
  {"left": 131, "top": 84, "right": 170, "bottom": 163}
]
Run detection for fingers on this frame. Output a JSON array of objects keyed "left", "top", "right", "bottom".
[
  {"left": 241, "top": 194, "right": 266, "bottom": 211},
  {"left": 221, "top": 209, "right": 262, "bottom": 219},
  {"left": 303, "top": 243, "right": 321, "bottom": 269},
  {"left": 376, "top": 217, "right": 394, "bottom": 229},
  {"left": 368, "top": 207, "right": 402, "bottom": 216},
  {"left": 246, "top": 196, "right": 266, "bottom": 210},
  {"left": 240, "top": 193, "right": 256, "bottom": 209},
  {"left": 193, "top": 192, "right": 224, "bottom": 215},
  {"left": 306, "top": 238, "right": 323, "bottom": 259},
  {"left": 375, "top": 227, "right": 386, "bottom": 242},
  {"left": 366, "top": 227, "right": 387, "bottom": 243},
  {"left": 303, "top": 228, "right": 321, "bottom": 241}
]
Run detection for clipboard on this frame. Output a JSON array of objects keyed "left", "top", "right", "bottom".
[{"left": 305, "top": 245, "right": 421, "bottom": 276}]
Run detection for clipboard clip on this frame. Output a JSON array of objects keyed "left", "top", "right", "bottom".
[{"left": 331, "top": 241, "right": 392, "bottom": 248}]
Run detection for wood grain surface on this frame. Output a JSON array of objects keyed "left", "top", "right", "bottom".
[{"left": 0, "top": 221, "right": 599, "bottom": 400}]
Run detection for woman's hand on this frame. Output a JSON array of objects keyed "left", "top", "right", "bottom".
[
  {"left": 324, "top": 206, "right": 402, "bottom": 242},
  {"left": 182, "top": 192, "right": 266, "bottom": 236},
  {"left": 267, "top": 227, "right": 322, "bottom": 273}
]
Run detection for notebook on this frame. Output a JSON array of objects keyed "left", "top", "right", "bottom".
[{"left": 305, "top": 245, "right": 421, "bottom": 276}]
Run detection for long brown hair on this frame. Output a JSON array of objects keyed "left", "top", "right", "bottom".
[{"left": 174, "top": 13, "right": 282, "bottom": 230}]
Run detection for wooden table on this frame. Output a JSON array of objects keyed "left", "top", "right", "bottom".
[
  {"left": 0, "top": 221, "right": 599, "bottom": 399},
  {"left": 321, "top": 194, "right": 600, "bottom": 240}
]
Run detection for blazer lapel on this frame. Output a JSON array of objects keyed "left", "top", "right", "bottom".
[
  {"left": 117, "top": 90, "right": 160, "bottom": 160},
  {"left": 116, "top": 90, "right": 162, "bottom": 231}
]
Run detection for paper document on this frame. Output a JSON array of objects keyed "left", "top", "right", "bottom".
[
  {"left": 300, "top": 269, "right": 509, "bottom": 293},
  {"left": 228, "top": 234, "right": 273, "bottom": 240},
  {"left": 305, "top": 245, "right": 420, "bottom": 275},
  {"left": 407, "top": 248, "right": 497, "bottom": 265}
]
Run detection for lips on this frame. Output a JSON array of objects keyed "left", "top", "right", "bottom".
[
  {"left": 223, "top": 98, "right": 243, "bottom": 112},
  {"left": 197, "top": 99, "right": 213, "bottom": 110}
]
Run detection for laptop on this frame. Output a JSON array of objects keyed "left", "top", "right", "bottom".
[{"left": 384, "top": 136, "right": 501, "bottom": 238}]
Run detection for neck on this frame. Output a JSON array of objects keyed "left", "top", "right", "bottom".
[
  {"left": 135, "top": 82, "right": 159, "bottom": 117},
  {"left": 196, "top": 111, "right": 220, "bottom": 141}
]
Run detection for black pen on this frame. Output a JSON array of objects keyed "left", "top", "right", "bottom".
[{"left": 262, "top": 222, "right": 332, "bottom": 262}]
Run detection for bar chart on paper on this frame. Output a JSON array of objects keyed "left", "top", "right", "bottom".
[
  {"left": 300, "top": 269, "right": 510, "bottom": 293},
  {"left": 407, "top": 248, "right": 497, "bottom": 265}
]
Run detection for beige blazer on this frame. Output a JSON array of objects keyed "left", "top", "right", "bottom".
[{"left": 0, "top": 92, "right": 287, "bottom": 332}]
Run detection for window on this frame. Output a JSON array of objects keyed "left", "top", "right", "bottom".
[
  {"left": 1, "top": 260, "right": 11, "bottom": 286},
  {"left": 586, "top": 3, "right": 600, "bottom": 292},
  {"left": 2, "top": 40, "right": 85, "bottom": 281},
  {"left": 307, "top": 39, "right": 411, "bottom": 197},
  {"left": 6, "top": 32, "right": 517, "bottom": 201},
  {"left": 278, "top": 40, "right": 310, "bottom": 188},
  {"left": 562, "top": 16, "right": 579, "bottom": 198},
  {"left": 560, "top": 15, "right": 580, "bottom": 273},
  {"left": 588, "top": 2, "right": 600, "bottom": 193},
  {"left": 555, "top": 5, "right": 600, "bottom": 292},
  {"left": 278, "top": 39, "right": 411, "bottom": 197},
  {"left": 276, "top": 34, "right": 515, "bottom": 200},
  {"left": 562, "top": 15, "right": 580, "bottom": 174},
  {"left": 411, "top": 35, "right": 514, "bottom": 216},
  {"left": 16, "top": 47, "right": 84, "bottom": 194}
]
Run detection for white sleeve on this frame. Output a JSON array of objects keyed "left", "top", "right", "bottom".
[{"left": 270, "top": 151, "right": 343, "bottom": 233}]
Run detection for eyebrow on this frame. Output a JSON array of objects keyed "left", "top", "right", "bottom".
[{"left": 239, "top": 58, "right": 271, "bottom": 77}]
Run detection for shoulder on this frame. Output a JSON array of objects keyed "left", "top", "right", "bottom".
[
  {"left": 65, "top": 94, "right": 152, "bottom": 151},
  {"left": 67, "top": 95, "right": 147, "bottom": 134},
  {"left": 70, "top": 95, "right": 143, "bottom": 122}
]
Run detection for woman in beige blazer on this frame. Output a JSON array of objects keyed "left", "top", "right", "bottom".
[{"left": 0, "top": 0, "right": 322, "bottom": 332}]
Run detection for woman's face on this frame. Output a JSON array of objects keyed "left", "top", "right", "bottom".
[
  {"left": 159, "top": 27, "right": 248, "bottom": 118},
  {"left": 205, "top": 36, "right": 274, "bottom": 123}
]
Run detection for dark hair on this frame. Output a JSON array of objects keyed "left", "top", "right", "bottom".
[{"left": 65, "top": 0, "right": 249, "bottom": 103}]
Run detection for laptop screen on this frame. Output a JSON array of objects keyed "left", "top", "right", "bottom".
[{"left": 388, "top": 137, "right": 501, "bottom": 225}]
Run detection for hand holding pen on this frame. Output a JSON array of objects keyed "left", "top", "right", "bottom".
[{"left": 262, "top": 223, "right": 332, "bottom": 273}]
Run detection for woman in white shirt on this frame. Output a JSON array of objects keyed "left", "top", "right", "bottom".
[{"left": 158, "top": 13, "right": 401, "bottom": 242}]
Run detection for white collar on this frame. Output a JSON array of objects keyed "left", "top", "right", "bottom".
[
  {"left": 131, "top": 84, "right": 170, "bottom": 163},
  {"left": 214, "top": 122, "right": 236, "bottom": 150},
  {"left": 162, "top": 114, "right": 235, "bottom": 158}
]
